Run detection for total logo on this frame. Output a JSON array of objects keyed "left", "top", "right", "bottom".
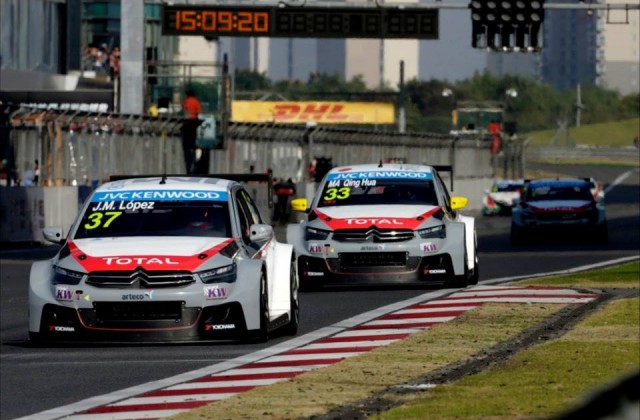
[
  {"left": 121, "top": 290, "right": 154, "bottom": 300},
  {"left": 102, "top": 257, "right": 179, "bottom": 265},
  {"left": 345, "top": 219, "right": 404, "bottom": 226}
]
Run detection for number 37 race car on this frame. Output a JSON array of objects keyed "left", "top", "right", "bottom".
[
  {"left": 287, "top": 163, "right": 478, "bottom": 290},
  {"left": 29, "top": 174, "right": 299, "bottom": 343}
]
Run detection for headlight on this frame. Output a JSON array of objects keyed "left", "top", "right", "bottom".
[
  {"left": 198, "top": 263, "right": 237, "bottom": 284},
  {"left": 305, "top": 226, "right": 331, "bottom": 241},
  {"left": 51, "top": 266, "right": 84, "bottom": 285},
  {"left": 417, "top": 224, "right": 446, "bottom": 239}
]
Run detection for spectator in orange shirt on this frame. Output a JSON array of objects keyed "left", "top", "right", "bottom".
[{"left": 181, "top": 89, "right": 202, "bottom": 174}]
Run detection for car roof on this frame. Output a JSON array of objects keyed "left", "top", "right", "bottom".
[
  {"left": 94, "top": 176, "right": 234, "bottom": 194},
  {"left": 495, "top": 179, "right": 524, "bottom": 186},
  {"left": 326, "top": 163, "right": 436, "bottom": 175},
  {"left": 527, "top": 178, "right": 590, "bottom": 187}
]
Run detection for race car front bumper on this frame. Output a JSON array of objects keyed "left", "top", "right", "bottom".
[
  {"left": 297, "top": 253, "right": 461, "bottom": 288},
  {"left": 33, "top": 301, "right": 250, "bottom": 342}
]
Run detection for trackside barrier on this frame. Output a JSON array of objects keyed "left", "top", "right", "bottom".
[{"left": 1, "top": 108, "right": 502, "bottom": 243}]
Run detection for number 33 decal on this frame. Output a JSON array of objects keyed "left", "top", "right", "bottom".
[{"left": 323, "top": 187, "right": 350, "bottom": 201}]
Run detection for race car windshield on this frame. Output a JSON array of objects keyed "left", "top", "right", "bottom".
[
  {"left": 318, "top": 178, "right": 438, "bottom": 207},
  {"left": 525, "top": 184, "right": 593, "bottom": 202},
  {"left": 74, "top": 200, "right": 232, "bottom": 239},
  {"left": 493, "top": 183, "right": 523, "bottom": 193}
]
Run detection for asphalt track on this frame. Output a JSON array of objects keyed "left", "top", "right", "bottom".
[{"left": 1, "top": 164, "right": 638, "bottom": 419}]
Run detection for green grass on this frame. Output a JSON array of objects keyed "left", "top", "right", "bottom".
[
  {"left": 524, "top": 117, "right": 640, "bottom": 147},
  {"left": 378, "top": 295, "right": 639, "bottom": 420},
  {"left": 518, "top": 261, "right": 640, "bottom": 289},
  {"left": 378, "top": 261, "right": 640, "bottom": 420}
]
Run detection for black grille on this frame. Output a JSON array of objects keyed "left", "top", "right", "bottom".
[
  {"left": 534, "top": 212, "right": 595, "bottom": 223},
  {"left": 332, "top": 229, "right": 414, "bottom": 243},
  {"left": 339, "top": 252, "right": 408, "bottom": 269},
  {"left": 94, "top": 301, "right": 183, "bottom": 321},
  {"left": 87, "top": 270, "right": 195, "bottom": 289}
]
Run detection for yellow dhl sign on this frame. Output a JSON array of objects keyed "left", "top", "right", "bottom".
[{"left": 231, "top": 101, "right": 395, "bottom": 124}]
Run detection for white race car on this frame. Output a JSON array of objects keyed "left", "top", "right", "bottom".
[
  {"left": 29, "top": 174, "right": 298, "bottom": 343},
  {"left": 287, "top": 163, "right": 478, "bottom": 290}
]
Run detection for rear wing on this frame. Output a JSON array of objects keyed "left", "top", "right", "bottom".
[
  {"left": 109, "top": 173, "right": 274, "bottom": 208},
  {"left": 431, "top": 165, "right": 454, "bottom": 192}
]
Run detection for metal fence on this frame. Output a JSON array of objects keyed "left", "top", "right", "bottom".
[
  {"left": 3, "top": 108, "right": 500, "bottom": 189},
  {"left": 1, "top": 108, "right": 526, "bottom": 242}
]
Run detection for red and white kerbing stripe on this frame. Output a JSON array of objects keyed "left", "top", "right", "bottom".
[{"left": 35, "top": 285, "right": 600, "bottom": 420}]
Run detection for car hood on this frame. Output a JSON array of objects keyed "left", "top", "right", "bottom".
[
  {"left": 526, "top": 200, "right": 593, "bottom": 212},
  {"left": 313, "top": 205, "right": 441, "bottom": 230},
  {"left": 63, "top": 237, "right": 235, "bottom": 272}
]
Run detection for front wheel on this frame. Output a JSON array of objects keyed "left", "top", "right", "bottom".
[
  {"left": 281, "top": 257, "right": 299, "bottom": 336},
  {"left": 255, "top": 272, "right": 270, "bottom": 343}
]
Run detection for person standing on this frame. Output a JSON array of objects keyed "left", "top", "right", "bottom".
[
  {"left": 181, "top": 89, "right": 202, "bottom": 174},
  {"left": 273, "top": 178, "right": 296, "bottom": 225}
]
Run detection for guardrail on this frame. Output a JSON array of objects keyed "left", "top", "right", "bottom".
[
  {"left": 526, "top": 145, "right": 639, "bottom": 162},
  {"left": 1, "top": 107, "right": 513, "bottom": 243}
]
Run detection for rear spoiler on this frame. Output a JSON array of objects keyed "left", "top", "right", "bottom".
[
  {"left": 108, "top": 173, "right": 274, "bottom": 208},
  {"left": 432, "top": 165, "right": 454, "bottom": 192}
]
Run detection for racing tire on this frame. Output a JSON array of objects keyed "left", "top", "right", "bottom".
[
  {"left": 281, "top": 257, "right": 300, "bottom": 336},
  {"left": 453, "top": 248, "right": 470, "bottom": 288},
  {"left": 28, "top": 332, "right": 43, "bottom": 346},
  {"left": 468, "top": 254, "right": 479, "bottom": 286},
  {"left": 255, "top": 271, "right": 270, "bottom": 343}
]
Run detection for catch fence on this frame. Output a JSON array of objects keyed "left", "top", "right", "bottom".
[{"left": 3, "top": 107, "right": 502, "bottom": 188}]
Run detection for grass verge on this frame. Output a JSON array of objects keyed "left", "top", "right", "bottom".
[
  {"left": 524, "top": 118, "right": 640, "bottom": 148},
  {"left": 171, "top": 261, "right": 639, "bottom": 420}
]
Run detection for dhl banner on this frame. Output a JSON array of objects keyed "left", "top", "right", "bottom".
[{"left": 231, "top": 101, "right": 395, "bottom": 124}]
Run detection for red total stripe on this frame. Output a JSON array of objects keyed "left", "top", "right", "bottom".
[
  {"left": 143, "top": 385, "right": 256, "bottom": 397},
  {"left": 240, "top": 358, "right": 344, "bottom": 369},
  {"left": 315, "top": 333, "right": 411, "bottom": 342},
  {"left": 284, "top": 346, "right": 379, "bottom": 355},
  {"left": 193, "top": 371, "right": 301, "bottom": 383},
  {"left": 380, "top": 310, "right": 469, "bottom": 320},
  {"left": 85, "top": 400, "right": 209, "bottom": 414},
  {"left": 443, "top": 293, "right": 600, "bottom": 300}
]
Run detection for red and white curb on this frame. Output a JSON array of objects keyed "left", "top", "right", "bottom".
[{"left": 24, "top": 285, "right": 600, "bottom": 420}]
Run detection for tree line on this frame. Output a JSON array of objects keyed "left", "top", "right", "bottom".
[{"left": 231, "top": 69, "right": 639, "bottom": 134}]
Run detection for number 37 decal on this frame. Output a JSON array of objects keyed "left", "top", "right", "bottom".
[
  {"left": 84, "top": 211, "right": 122, "bottom": 230},
  {"left": 323, "top": 187, "right": 350, "bottom": 201}
]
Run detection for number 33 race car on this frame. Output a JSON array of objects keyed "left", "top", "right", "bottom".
[
  {"left": 287, "top": 163, "right": 478, "bottom": 290},
  {"left": 29, "top": 174, "right": 299, "bottom": 343}
]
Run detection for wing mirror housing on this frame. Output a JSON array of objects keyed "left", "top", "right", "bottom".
[
  {"left": 42, "top": 226, "right": 65, "bottom": 244},
  {"left": 450, "top": 196, "right": 468, "bottom": 211},
  {"left": 249, "top": 223, "right": 274, "bottom": 243},
  {"left": 290, "top": 198, "right": 309, "bottom": 213}
]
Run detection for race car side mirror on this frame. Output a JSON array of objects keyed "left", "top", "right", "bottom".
[
  {"left": 450, "top": 196, "right": 468, "bottom": 211},
  {"left": 42, "top": 226, "right": 65, "bottom": 244},
  {"left": 250, "top": 223, "right": 274, "bottom": 243},
  {"left": 291, "top": 198, "right": 309, "bottom": 213}
]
